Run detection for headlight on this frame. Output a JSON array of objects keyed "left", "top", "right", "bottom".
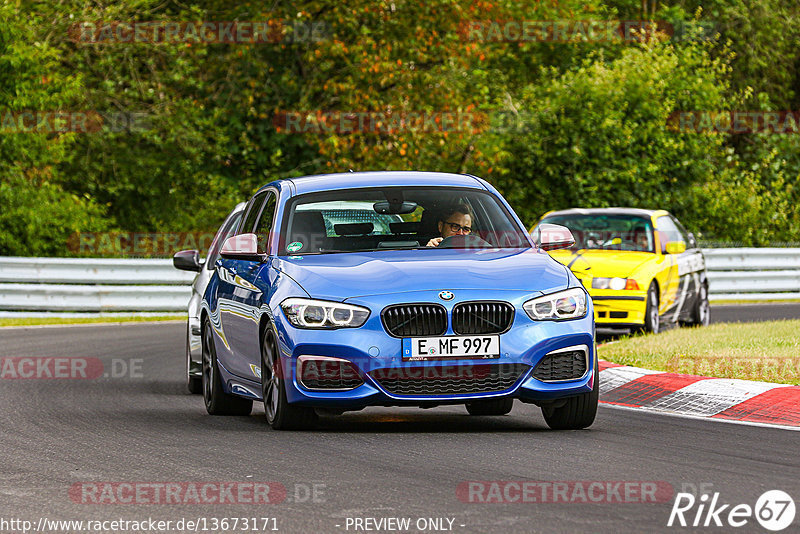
[
  {"left": 592, "top": 277, "right": 640, "bottom": 290},
  {"left": 523, "top": 288, "right": 587, "bottom": 321},
  {"left": 281, "top": 298, "right": 370, "bottom": 329}
]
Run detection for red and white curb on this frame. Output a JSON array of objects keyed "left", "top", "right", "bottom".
[{"left": 599, "top": 361, "right": 800, "bottom": 430}]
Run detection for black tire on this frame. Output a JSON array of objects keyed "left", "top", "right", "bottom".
[
  {"left": 541, "top": 357, "right": 599, "bottom": 430},
  {"left": 465, "top": 397, "right": 514, "bottom": 416},
  {"left": 186, "top": 324, "right": 202, "bottom": 394},
  {"left": 202, "top": 318, "right": 253, "bottom": 416},
  {"left": 688, "top": 283, "right": 710, "bottom": 327},
  {"left": 261, "top": 327, "right": 317, "bottom": 430},
  {"left": 642, "top": 282, "right": 660, "bottom": 334}
]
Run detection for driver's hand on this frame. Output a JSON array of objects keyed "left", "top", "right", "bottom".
[{"left": 426, "top": 237, "right": 443, "bottom": 247}]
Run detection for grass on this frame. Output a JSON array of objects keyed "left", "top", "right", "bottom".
[
  {"left": 598, "top": 320, "right": 800, "bottom": 385},
  {"left": 0, "top": 315, "right": 186, "bottom": 327}
]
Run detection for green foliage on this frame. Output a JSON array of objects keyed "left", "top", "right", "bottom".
[
  {"left": 481, "top": 41, "right": 730, "bottom": 229},
  {"left": 672, "top": 0, "right": 799, "bottom": 108},
  {"left": 0, "top": 0, "right": 798, "bottom": 255},
  {"left": 0, "top": 1, "right": 107, "bottom": 256},
  {"left": 0, "top": 175, "right": 108, "bottom": 256}
]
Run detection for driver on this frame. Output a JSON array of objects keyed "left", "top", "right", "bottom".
[
  {"left": 426, "top": 203, "right": 473, "bottom": 247},
  {"left": 632, "top": 225, "right": 650, "bottom": 251}
]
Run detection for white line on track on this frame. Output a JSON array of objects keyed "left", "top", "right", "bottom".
[{"left": 600, "top": 403, "right": 800, "bottom": 432}]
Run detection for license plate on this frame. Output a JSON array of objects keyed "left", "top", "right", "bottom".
[{"left": 402, "top": 335, "right": 500, "bottom": 361}]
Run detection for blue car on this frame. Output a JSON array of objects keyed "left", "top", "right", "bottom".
[{"left": 201, "top": 171, "right": 597, "bottom": 430}]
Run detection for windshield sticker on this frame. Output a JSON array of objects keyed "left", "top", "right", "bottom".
[{"left": 287, "top": 241, "right": 303, "bottom": 253}]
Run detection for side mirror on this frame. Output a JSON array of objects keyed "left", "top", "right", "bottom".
[
  {"left": 533, "top": 223, "right": 575, "bottom": 251},
  {"left": 220, "top": 233, "right": 265, "bottom": 261},
  {"left": 665, "top": 241, "right": 686, "bottom": 255},
  {"left": 687, "top": 232, "right": 697, "bottom": 249},
  {"left": 173, "top": 249, "right": 202, "bottom": 272}
]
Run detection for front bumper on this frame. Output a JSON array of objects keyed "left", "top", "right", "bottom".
[
  {"left": 263, "top": 290, "right": 596, "bottom": 408},
  {"left": 589, "top": 289, "right": 647, "bottom": 327}
]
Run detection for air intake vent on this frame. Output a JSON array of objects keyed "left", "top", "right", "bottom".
[
  {"left": 532, "top": 348, "right": 588, "bottom": 381},
  {"left": 452, "top": 301, "right": 514, "bottom": 334},
  {"left": 370, "top": 363, "right": 530, "bottom": 396},
  {"left": 381, "top": 304, "right": 447, "bottom": 338},
  {"left": 298, "top": 357, "right": 363, "bottom": 391}
]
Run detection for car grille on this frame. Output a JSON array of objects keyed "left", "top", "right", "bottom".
[
  {"left": 532, "top": 350, "right": 587, "bottom": 381},
  {"left": 381, "top": 304, "right": 447, "bottom": 337},
  {"left": 369, "top": 363, "right": 530, "bottom": 396},
  {"left": 452, "top": 301, "right": 514, "bottom": 334}
]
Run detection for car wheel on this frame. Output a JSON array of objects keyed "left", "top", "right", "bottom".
[
  {"left": 465, "top": 397, "right": 514, "bottom": 416},
  {"left": 541, "top": 357, "right": 598, "bottom": 430},
  {"left": 186, "top": 324, "right": 202, "bottom": 394},
  {"left": 261, "top": 327, "right": 317, "bottom": 430},
  {"left": 642, "top": 282, "right": 660, "bottom": 334},
  {"left": 202, "top": 317, "right": 253, "bottom": 416},
  {"left": 691, "top": 283, "right": 710, "bottom": 326}
]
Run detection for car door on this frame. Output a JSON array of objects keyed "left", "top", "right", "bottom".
[
  {"left": 654, "top": 215, "right": 695, "bottom": 322},
  {"left": 218, "top": 190, "right": 278, "bottom": 379},
  {"left": 189, "top": 206, "right": 244, "bottom": 368},
  {"left": 215, "top": 190, "right": 270, "bottom": 378},
  {"left": 670, "top": 215, "right": 706, "bottom": 320}
]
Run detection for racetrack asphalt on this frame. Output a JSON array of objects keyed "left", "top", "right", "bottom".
[
  {"left": 710, "top": 302, "right": 800, "bottom": 324},
  {"left": 0, "top": 315, "right": 798, "bottom": 534}
]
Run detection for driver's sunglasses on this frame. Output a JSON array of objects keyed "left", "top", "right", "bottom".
[{"left": 444, "top": 221, "right": 471, "bottom": 234}]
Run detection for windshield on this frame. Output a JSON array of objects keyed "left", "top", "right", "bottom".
[
  {"left": 280, "top": 187, "right": 531, "bottom": 255},
  {"left": 540, "top": 214, "right": 655, "bottom": 252}
]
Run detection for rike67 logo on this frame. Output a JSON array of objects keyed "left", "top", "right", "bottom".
[{"left": 668, "top": 490, "right": 796, "bottom": 531}]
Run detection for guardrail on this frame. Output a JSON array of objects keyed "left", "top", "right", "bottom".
[
  {"left": 704, "top": 248, "right": 800, "bottom": 301},
  {"left": 0, "top": 257, "right": 193, "bottom": 312},
  {"left": 0, "top": 249, "right": 797, "bottom": 314}
]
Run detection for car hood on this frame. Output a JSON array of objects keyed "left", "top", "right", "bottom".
[
  {"left": 546, "top": 249, "right": 654, "bottom": 279},
  {"left": 271, "top": 248, "right": 569, "bottom": 301}
]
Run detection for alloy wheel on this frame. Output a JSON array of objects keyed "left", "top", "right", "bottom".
[{"left": 262, "top": 333, "right": 281, "bottom": 424}]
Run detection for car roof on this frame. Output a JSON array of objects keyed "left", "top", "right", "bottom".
[
  {"left": 268, "top": 171, "right": 486, "bottom": 195},
  {"left": 542, "top": 207, "right": 666, "bottom": 218}
]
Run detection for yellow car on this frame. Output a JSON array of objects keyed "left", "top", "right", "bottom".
[{"left": 533, "top": 208, "right": 709, "bottom": 333}]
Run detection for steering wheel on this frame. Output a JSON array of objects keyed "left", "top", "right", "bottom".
[{"left": 438, "top": 234, "right": 491, "bottom": 249}]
